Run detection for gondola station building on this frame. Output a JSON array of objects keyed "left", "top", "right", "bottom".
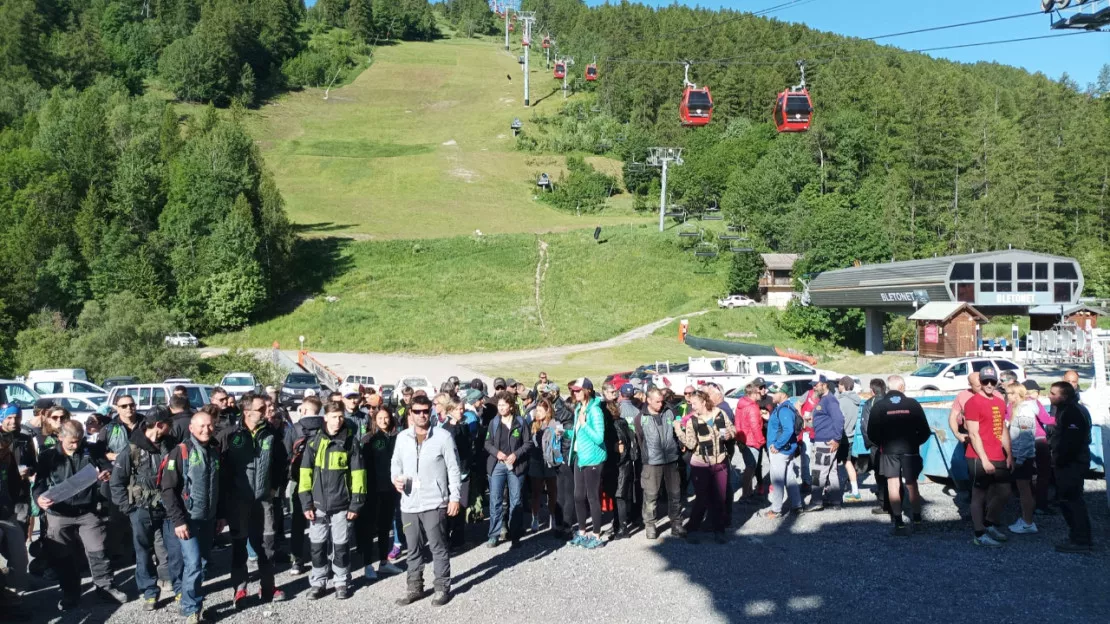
[{"left": 806, "top": 250, "right": 1085, "bottom": 355}]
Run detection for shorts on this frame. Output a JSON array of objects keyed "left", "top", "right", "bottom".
[
  {"left": 879, "top": 453, "right": 922, "bottom": 482},
  {"left": 967, "top": 458, "right": 1011, "bottom": 489},
  {"left": 836, "top": 434, "right": 851, "bottom": 462},
  {"left": 1011, "top": 458, "right": 1035, "bottom": 480}
]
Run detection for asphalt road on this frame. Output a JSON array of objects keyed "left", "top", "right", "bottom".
[{"left": 31, "top": 477, "right": 1110, "bottom": 624}]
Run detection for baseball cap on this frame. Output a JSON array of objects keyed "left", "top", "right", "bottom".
[
  {"left": 344, "top": 391, "right": 360, "bottom": 399},
  {"left": 619, "top": 383, "right": 635, "bottom": 398},
  {"left": 541, "top": 382, "right": 559, "bottom": 394},
  {"left": 144, "top": 405, "right": 174, "bottom": 426},
  {"left": 465, "top": 388, "right": 484, "bottom": 404},
  {"left": 1022, "top": 379, "right": 1043, "bottom": 391},
  {"left": 768, "top": 382, "right": 789, "bottom": 395},
  {"left": 814, "top": 374, "right": 830, "bottom": 384},
  {"left": 979, "top": 366, "right": 998, "bottom": 382},
  {"left": 34, "top": 398, "right": 55, "bottom": 411},
  {"left": 493, "top": 377, "right": 507, "bottom": 390},
  {"left": 570, "top": 377, "right": 594, "bottom": 392},
  {"left": 505, "top": 378, "right": 518, "bottom": 388},
  {"left": 0, "top": 405, "right": 18, "bottom": 421},
  {"left": 752, "top": 377, "right": 767, "bottom": 388},
  {"left": 96, "top": 403, "right": 114, "bottom": 417}
]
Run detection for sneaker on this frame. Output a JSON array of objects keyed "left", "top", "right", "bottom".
[
  {"left": 645, "top": 524, "right": 658, "bottom": 540},
  {"left": 1054, "top": 541, "right": 1092, "bottom": 554},
  {"left": 263, "top": 588, "right": 286, "bottom": 602},
  {"left": 176, "top": 593, "right": 182, "bottom": 603},
  {"left": 972, "top": 534, "right": 1003, "bottom": 548},
  {"left": 804, "top": 503, "right": 826, "bottom": 513},
  {"left": 686, "top": 532, "right": 701, "bottom": 544},
  {"left": 985, "top": 526, "right": 1009, "bottom": 542},
  {"left": 1008, "top": 520, "right": 1038, "bottom": 535},
  {"left": 843, "top": 493, "right": 862, "bottom": 502},
  {"left": 335, "top": 586, "right": 349, "bottom": 601},
  {"left": 97, "top": 587, "right": 128, "bottom": 604},
  {"left": 289, "top": 562, "right": 308, "bottom": 576},
  {"left": 185, "top": 613, "right": 203, "bottom": 624},
  {"left": 569, "top": 533, "right": 586, "bottom": 547},
  {"left": 57, "top": 595, "right": 79, "bottom": 612},
  {"left": 233, "top": 589, "right": 248, "bottom": 609},
  {"left": 379, "top": 562, "right": 404, "bottom": 575},
  {"left": 531, "top": 517, "right": 540, "bottom": 533},
  {"left": 670, "top": 524, "right": 687, "bottom": 538},
  {"left": 871, "top": 507, "right": 889, "bottom": 515},
  {"left": 485, "top": 537, "right": 499, "bottom": 548},
  {"left": 582, "top": 536, "right": 606, "bottom": 550},
  {"left": 431, "top": 589, "right": 451, "bottom": 607},
  {"left": 364, "top": 565, "right": 378, "bottom": 580},
  {"left": 307, "top": 587, "right": 325, "bottom": 600},
  {"left": 891, "top": 524, "right": 911, "bottom": 537},
  {"left": 912, "top": 514, "right": 923, "bottom": 527},
  {"left": 387, "top": 545, "right": 402, "bottom": 562},
  {"left": 144, "top": 597, "right": 157, "bottom": 611},
  {"left": 762, "top": 510, "right": 786, "bottom": 520}
]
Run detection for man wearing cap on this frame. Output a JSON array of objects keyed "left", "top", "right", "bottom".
[
  {"left": 963, "top": 366, "right": 1013, "bottom": 547},
  {"left": 764, "top": 383, "right": 802, "bottom": 519},
  {"left": 1023, "top": 379, "right": 1056, "bottom": 513},
  {"left": 806, "top": 376, "right": 845, "bottom": 512},
  {"left": 110, "top": 406, "right": 183, "bottom": 610},
  {"left": 0, "top": 406, "right": 36, "bottom": 530}
]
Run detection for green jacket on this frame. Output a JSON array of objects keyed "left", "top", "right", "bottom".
[{"left": 569, "top": 397, "right": 607, "bottom": 468}]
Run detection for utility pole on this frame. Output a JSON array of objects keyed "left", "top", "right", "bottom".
[
  {"left": 647, "top": 148, "right": 684, "bottom": 232},
  {"left": 519, "top": 12, "right": 535, "bottom": 107},
  {"left": 545, "top": 36, "right": 551, "bottom": 69},
  {"left": 504, "top": 4, "right": 511, "bottom": 51},
  {"left": 562, "top": 56, "right": 574, "bottom": 99}
]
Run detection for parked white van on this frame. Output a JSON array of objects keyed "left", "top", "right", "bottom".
[
  {"left": 27, "top": 369, "right": 89, "bottom": 382},
  {"left": 108, "top": 384, "right": 214, "bottom": 410}
]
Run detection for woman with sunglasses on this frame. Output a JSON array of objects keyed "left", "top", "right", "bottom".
[
  {"left": 568, "top": 379, "right": 607, "bottom": 549},
  {"left": 34, "top": 406, "right": 70, "bottom": 456}
]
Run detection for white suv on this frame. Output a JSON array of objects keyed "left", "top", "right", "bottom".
[
  {"left": 219, "top": 373, "right": 262, "bottom": 398},
  {"left": 905, "top": 357, "right": 1026, "bottom": 393},
  {"left": 164, "top": 332, "right": 199, "bottom": 347},
  {"left": 717, "top": 295, "right": 756, "bottom": 308}
]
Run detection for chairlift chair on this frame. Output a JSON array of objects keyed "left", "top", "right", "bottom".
[
  {"left": 730, "top": 246, "right": 754, "bottom": 253},
  {"left": 719, "top": 234, "right": 740, "bottom": 241},
  {"left": 702, "top": 213, "right": 723, "bottom": 221},
  {"left": 678, "top": 224, "right": 702, "bottom": 238},
  {"left": 694, "top": 242, "right": 719, "bottom": 258}
]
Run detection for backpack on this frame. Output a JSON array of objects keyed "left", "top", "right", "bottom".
[
  {"left": 156, "top": 442, "right": 188, "bottom": 488},
  {"left": 128, "top": 443, "right": 163, "bottom": 509},
  {"left": 288, "top": 436, "right": 308, "bottom": 483}
]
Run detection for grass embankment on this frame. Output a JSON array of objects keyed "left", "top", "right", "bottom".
[
  {"left": 212, "top": 228, "right": 726, "bottom": 353},
  {"left": 247, "top": 35, "right": 648, "bottom": 239},
  {"left": 476, "top": 308, "right": 920, "bottom": 382}
]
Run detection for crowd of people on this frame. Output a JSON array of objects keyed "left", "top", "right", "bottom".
[{"left": 0, "top": 366, "right": 1097, "bottom": 621}]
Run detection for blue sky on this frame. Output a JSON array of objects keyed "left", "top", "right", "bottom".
[{"left": 586, "top": 0, "right": 1108, "bottom": 88}]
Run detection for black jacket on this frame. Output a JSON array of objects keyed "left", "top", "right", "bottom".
[
  {"left": 860, "top": 394, "right": 883, "bottom": 450},
  {"left": 170, "top": 411, "right": 192, "bottom": 443},
  {"left": 1050, "top": 399, "right": 1091, "bottom": 468},
  {"left": 32, "top": 441, "right": 112, "bottom": 517},
  {"left": 219, "top": 421, "right": 287, "bottom": 503},
  {"left": 483, "top": 415, "right": 533, "bottom": 476},
  {"left": 362, "top": 428, "right": 397, "bottom": 493},
  {"left": 109, "top": 427, "right": 173, "bottom": 514},
  {"left": 610, "top": 417, "right": 636, "bottom": 499},
  {"left": 298, "top": 421, "right": 366, "bottom": 515},
  {"left": 442, "top": 420, "right": 474, "bottom": 480},
  {"left": 867, "top": 391, "right": 930, "bottom": 455}
]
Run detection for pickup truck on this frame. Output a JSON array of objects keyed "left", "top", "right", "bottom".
[{"left": 653, "top": 354, "right": 849, "bottom": 395}]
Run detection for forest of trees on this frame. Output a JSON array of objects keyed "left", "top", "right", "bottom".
[{"left": 520, "top": 0, "right": 1110, "bottom": 345}]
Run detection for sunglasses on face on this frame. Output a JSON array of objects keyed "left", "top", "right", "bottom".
[
  {"left": 982, "top": 380, "right": 997, "bottom": 386},
  {"left": 411, "top": 409, "right": 430, "bottom": 415},
  {"left": 118, "top": 404, "right": 136, "bottom": 409}
]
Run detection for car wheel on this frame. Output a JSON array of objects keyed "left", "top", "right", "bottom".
[{"left": 922, "top": 386, "right": 939, "bottom": 392}]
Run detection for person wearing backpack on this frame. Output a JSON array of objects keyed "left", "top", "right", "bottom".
[
  {"left": 160, "top": 410, "right": 225, "bottom": 624},
  {"left": 679, "top": 391, "right": 735, "bottom": 544},
  {"left": 483, "top": 392, "right": 533, "bottom": 549},
  {"left": 287, "top": 396, "right": 324, "bottom": 575},
  {"left": 298, "top": 401, "right": 367, "bottom": 600},
  {"left": 109, "top": 406, "right": 182, "bottom": 611},
  {"left": 220, "top": 394, "right": 288, "bottom": 608},
  {"left": 764, "top": 383, "right": 803, "bottom": 520},
  {"left": 528, "top": 399, "right": 560, "bottom": 534},
  {"left": 440, "top": 398, "right": 475, "bottom": 549}
]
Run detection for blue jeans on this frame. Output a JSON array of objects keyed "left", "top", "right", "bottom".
[
  {"left": 488, "top": 463, "right": 523, "bottom": 541},
  {"left": 130, "top": 508, "right": 183, "bottom": 599},
  {"left": 178, "top": 519, "right": 215, "bottom": 616}
]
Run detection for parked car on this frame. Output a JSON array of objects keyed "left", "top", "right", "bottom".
[
  {"left": 0, "top": 380, "right": 40, "bottom": 419},
  {"left": 280, "top": 372, "right": 322, "bottom": 404},
  {"left": 904, "top": 356, "right": 1026, "bottom": 393},
  {"left": 604, "top": 371, "right": 634, "bottom": 387},
  {"left": 717, "top": 295, "right": 757, "bottom": 309},
  {"left": 339, "top": 374, "right": 377, "bottom": 396},
  {"left": 164, "top": 332, "right": 199, "bottom": 347},
  {"left": 379, "top": 384, "right": 396, "bottom": 407},
  {"left": 107, "top": 384, "right": 214, "bottom": 410},
  {"left": 394, "top": 376, "right": 434, "bottom": 398},
  {"left": 163, "top": 378, "right": 194, "bottom": 384},
  {"left": 28, "top": 368, "right": 89, "bottom": 382},
  {"left": 43, "top": 394, "right": 106, "bottom": 419},
  {"left": 723, "top": 379, "right": 816, "bottom": 413},
  {"left": 219, "top": 372, "right": 262, "bottom": 398},
  {"left": 101, "top": 376, "right": 139, "bottom": 391},
  {"left": 28, "top": 379, "right": 108, "bottom": 401}
]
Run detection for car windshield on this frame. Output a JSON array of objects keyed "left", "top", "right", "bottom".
[
  {"left": 286, "top": 374, "right": 316, "bottom": 385},
  {"left": 725, "top": 387, "right": 744, "bottom": 399},
  {"left": 912, "top": 363, "right": 947, "bottom": 377},
  {"left": 1, "top": 383, "right": 39, "bottom": 407},
  {"left": 88, "top": 396, "right": 107, "bottom": 406},
  {"left": 401, "top": 378, "right": 427, "bottom": 388},
  {"left": 784, "top": 362, "right": 814, "bottom": 375},
  {"left": 222, "top": 376, "right": 254, "bottom": 386}
]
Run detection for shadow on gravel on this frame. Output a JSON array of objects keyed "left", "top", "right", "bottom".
[{"left": 451, "top": 532, "right": 562, "bottom": 596}]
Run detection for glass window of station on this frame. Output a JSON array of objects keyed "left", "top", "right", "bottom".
[{"left": 947, "top": 260, "right": 1079, "bottom": 305}]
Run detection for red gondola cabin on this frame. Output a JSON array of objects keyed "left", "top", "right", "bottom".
[
  {"left": 554, "top": 62, "right": 566, "bottom": 79},
  {"left": 542, "top": 37, "right": 550, "bottom": 49},
  {"left": 508, "top": 22, "right": 514, "bottom": 32},
  {"left": 774, "top": 89, "right": 813, "bottom": 132},
  {"left": 585, "top": 64, "right": 598, "bottom": 81},
  {"left": 680, "top": 86, "right": 713, "bottom": 127}
]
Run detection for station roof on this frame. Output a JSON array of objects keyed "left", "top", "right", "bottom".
[
  {"left": 908, "top": 302, "right": 987, "bottom": 323},
  {"left": 761, "top": 253, "right": 798, "bottom": 271}
]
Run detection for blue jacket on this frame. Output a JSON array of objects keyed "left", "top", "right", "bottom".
[
  {"left": 569, "top": 397, "right": 607, "bottom": 468},
  {"left": 768, "top": 400, "right": 798, "bottom": 455},
  {"left": 812, "top": 392, "right": 845, "bottom": 443}
]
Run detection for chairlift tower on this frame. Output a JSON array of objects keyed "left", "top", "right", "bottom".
[
  {"left": 518, "top": 12, "right": 536, "bottom": 106},
  {"left": 502, "top": 0, "right": 519, "bottom": 50},
  {"left": 647, "top": 148, "right": 684, "bottom": 232},
  {"left": 562, "top": 57, "right": 574, "bottom": 98}
]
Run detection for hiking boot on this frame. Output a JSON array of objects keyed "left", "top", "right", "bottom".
[
  {"left": 645, "top": 524, "right": 658, "bottom": 540},
  {"left": 431, "top": 588, "right": 451, "bottom": 607},
  {"left": 364, "top": 565, "right": 378, "bottom": 581},
  {"left": 891, "top": 523, "right": 911, "bottom": 537},
  {"left": 379, "top": 562, "right": 404, "bottom": 575},
  {"left": 262, "top": 588, "right": 286, "bottom": 602},
  {"left": 306, "top": 586, "right": 325, "bottom": 600},
  {"left": 670, "top": 524, "right": 687, "bottom": 538},
  {"left": 233, "top": 589, "right": 249, "bottom": 609},
  {"left": 1054, "top": 541, "right": 1092, "bottom": 554},
  {"left": 396, "top": 582, "right": 424, "bottom": 606},
  {"left": 335, "top": 586, "right": 349, "bottom": 601}
]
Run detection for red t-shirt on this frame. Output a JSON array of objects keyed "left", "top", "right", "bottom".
[{"left": 963, "top": 394, "right": 1007, "bottom": 461}]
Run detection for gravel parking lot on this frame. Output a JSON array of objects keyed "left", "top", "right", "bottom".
[{"left": 32, "top": 477, "right": 1109, "bottom": 624}]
